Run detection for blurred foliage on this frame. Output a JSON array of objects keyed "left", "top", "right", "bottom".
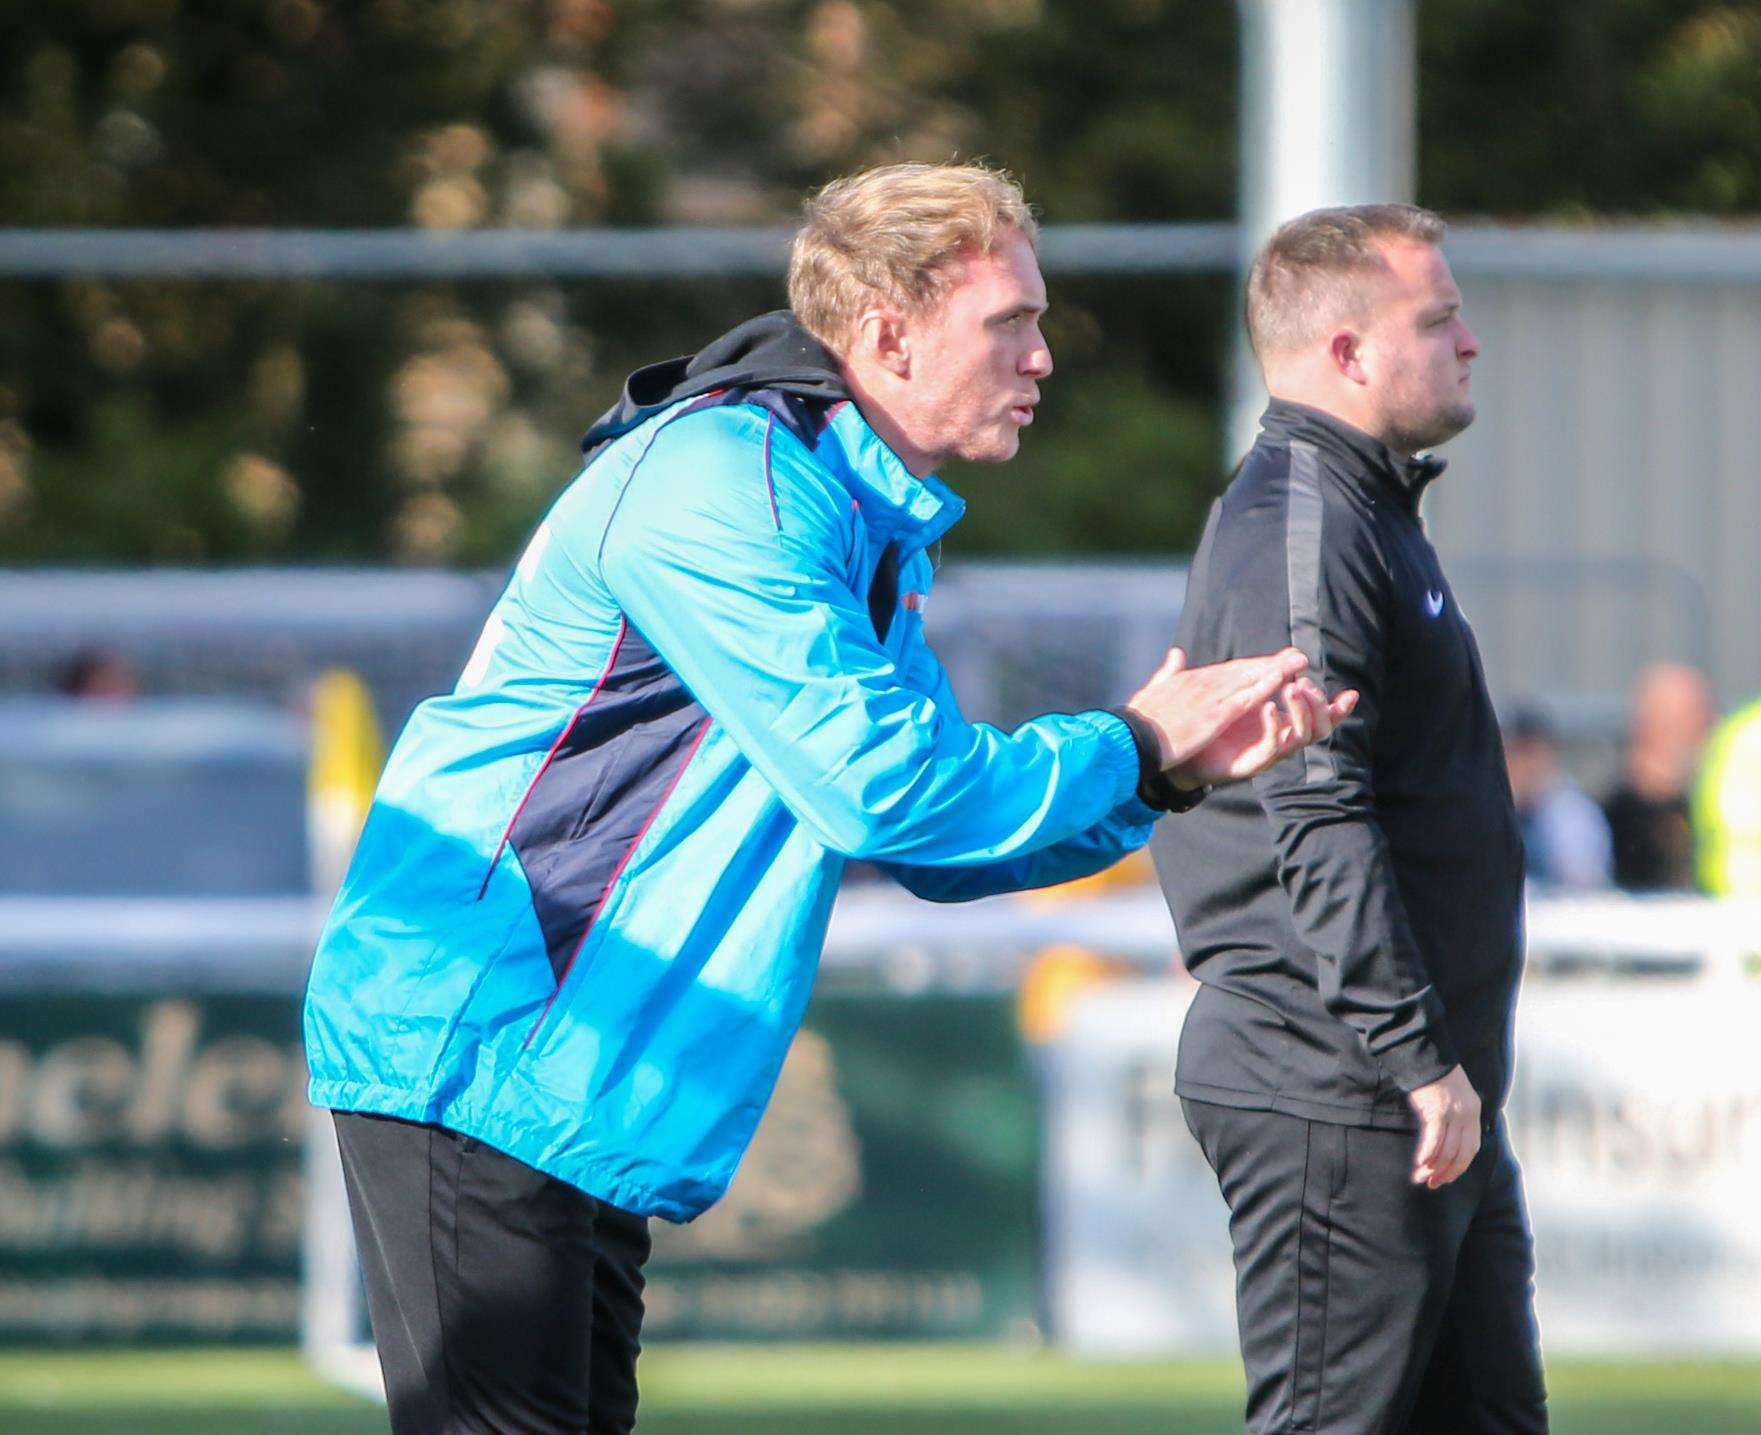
[
  {"left": 1420, "top": 2, "right": 1761, "bottom": 217},
  {"left": 0, "top": 0, "right": 1758, "bottom": 564}
]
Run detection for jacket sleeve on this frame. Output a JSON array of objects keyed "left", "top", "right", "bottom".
[
  {"left": 872, "top": 636, "right": 1161, "bottom": 901},
  {"left": 593, "top": 406, "right": 1143, "bottom": 864},
  {"left": 1224, "top": 491, "right": 1459, "bottom": 1092}
]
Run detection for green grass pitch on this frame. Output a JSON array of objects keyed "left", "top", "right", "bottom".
[{"left": 0, "top": 1345, "right": 1755, "bottom": 1433}]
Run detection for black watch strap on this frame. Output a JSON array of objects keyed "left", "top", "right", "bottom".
[{"left": 1107, "top": 706, "right": 1210, "bottom": 814}]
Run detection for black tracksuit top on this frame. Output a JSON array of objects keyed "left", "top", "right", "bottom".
[{"left": 1152, "top": 399, "right": 1525, "bottom": 1130}]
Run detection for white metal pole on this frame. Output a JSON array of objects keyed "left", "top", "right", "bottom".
[{"left": 1230, "top": 0, "right": 1417, "bottom": 460}]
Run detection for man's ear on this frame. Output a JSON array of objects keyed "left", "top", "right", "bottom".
[
  {"left": 1328, "top": 328, "right": 1368, "bottom": 387},
  {"left": 854, "top": 306, "right": 911, "bottom": 379}
]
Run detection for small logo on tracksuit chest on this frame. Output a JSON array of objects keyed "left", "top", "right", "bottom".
[{"left": 1424, "top": 588, "right": 1445, "bottom": 618}]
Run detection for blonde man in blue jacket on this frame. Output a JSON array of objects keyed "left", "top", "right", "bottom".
[{"left": 305, "top": 161, "right": 1352, "bottom": 1434}]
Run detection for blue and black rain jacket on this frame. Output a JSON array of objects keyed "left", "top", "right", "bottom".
[{"left": 304, "top": 314, "right": 1158, "bottom": 1220}]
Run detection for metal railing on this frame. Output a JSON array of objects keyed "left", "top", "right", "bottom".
[{"left": 4, "top": 221, "right": 1759, "bottom": 280}]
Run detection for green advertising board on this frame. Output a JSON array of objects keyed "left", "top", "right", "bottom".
[
  {"left": 0, "top": 994, "right": 307, "bottom": 1344},
  {"left": 0, "top": 989, "right": 1041, "bottom": 1345},
  {"left": 645, "top": 991, "right": 1043, "bottom": 1341}
]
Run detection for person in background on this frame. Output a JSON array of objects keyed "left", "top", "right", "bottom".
[
  {"left": 55, "top": 648, "right": 141, "bottom": 702},
  {"left": 1601, "top": 663, "right": 1714, "bottom": 891},
  {"left": 1504, "top": 706, "right": 1612, "bottom": 891},
  {"left": 1693, "top": 688, "right": 1761, "bottom": 895}
]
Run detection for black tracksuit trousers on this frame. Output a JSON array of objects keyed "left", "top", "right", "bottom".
[
  {"left": 333, "top": 1110, "right": 652, "bottom": 1435},
  {"left": 1182, "top": 1100, "right": 1548, "bottom": 1435}
]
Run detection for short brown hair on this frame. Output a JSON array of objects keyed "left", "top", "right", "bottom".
[
  {"left": 1245, "top": 203, "right": 1446, "bottom": 360},
  {"left": 788, "top": 162, "right": 1038, "bottom": 352}
]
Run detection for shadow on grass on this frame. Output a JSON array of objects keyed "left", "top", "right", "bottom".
[
  {"left": 1552, "top": 1408, "right": 1761, "bottom": 1435},
  {"left": 0, "top": 1416, "right": 385, "bottom": 1435},
  {"left": 2, "top": 1397, "right": 1758, "bottom": 1435},
  {"left": 49, "top": 1405, "right": 1748, "bottom": 1435},
  {"left": 637, "top": 1408, "right": 1241, "bottom": 1435}
]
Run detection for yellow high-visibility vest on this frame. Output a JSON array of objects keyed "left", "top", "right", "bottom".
[{"left": 1694, "top": 696, "right": 1761, "bottom": 895}]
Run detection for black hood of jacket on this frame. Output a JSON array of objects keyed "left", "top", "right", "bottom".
[{"left": 580, "top": 311, "right": 849, "bottom": 461}]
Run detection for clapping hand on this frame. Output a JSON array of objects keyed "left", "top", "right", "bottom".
[{"left": 1124, "top": 646, "right": 1359, "bottom": 789}]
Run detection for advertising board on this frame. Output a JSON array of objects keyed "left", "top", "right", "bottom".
[
  {"left": 1043, "top": 970, "right": 1761, "bottom": 1355},
  {"left": 0, "top": 989, "right": 1040, "bottom": 1345}
]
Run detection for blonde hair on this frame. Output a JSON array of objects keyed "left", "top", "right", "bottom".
[
  {"left": 788, "top": 162, "right": 1038, "bottom": 352},
  {"left": 1245, "top": 203, "right": 1446, "bottom": 360}
]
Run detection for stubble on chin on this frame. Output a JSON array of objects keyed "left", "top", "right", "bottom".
[
  {"left": 1389, "top": 398, "right": 1475, "bottom": 456},
  {"left": 953, "top": 428, "right": 1021, "bottom": 468},
  {"left": 1433, "top": 397, "right": 1476, "bottom": 446}
]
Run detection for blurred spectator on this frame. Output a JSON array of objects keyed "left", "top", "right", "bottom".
[
  {"left": 55, "top": 649, "right": 141, "bottom": 702},
  {"left": 1601, "top": 663, "right": 1713, "bottom": 891},
  {"left": 1692, "top": 693, "right": 1761, "bottom": 895},
  {"left": 1504, "top": 706, "right": 1612, "bottom": 890}
]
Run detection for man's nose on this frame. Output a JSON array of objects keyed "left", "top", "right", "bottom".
[
  {"left": 1021, "top": 331, "right": 1053, "bottom": 378},
  {"left": 1457, "top": 323, "right": 1480, "bottom": 361}
]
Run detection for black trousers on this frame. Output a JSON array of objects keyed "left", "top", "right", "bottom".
[
  {"left": 332, "top": 1110, "right": 652, "bottom": 1435},
  {"left": 1182, "top": 1100, "right": 1548, "bottom": 1435}
]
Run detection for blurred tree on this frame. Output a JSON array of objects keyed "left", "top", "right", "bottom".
[
  {"left": 1421, "top": 1, "right": 1761, "bottom": 217},
  {"left": 0, "top": 0, "right": 662, "bottom": 562},
  {"left": 0, "top": 1, "right": 1757, "bottom": 565}
]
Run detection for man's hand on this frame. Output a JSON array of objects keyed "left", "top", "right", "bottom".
[
  {"left": 1408, "top": 1066, "right": 1481, "bottom": 1189},
  {"left": 1123, "top": 647, "right": 1359, "bottom": 789}
]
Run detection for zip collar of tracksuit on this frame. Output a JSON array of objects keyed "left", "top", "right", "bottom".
[
  {"left": 580, "top": 308, "right": 965, "bottom": 557},
  {"left": 1257, "top": 398, "right": 1447, "bottom": 512}
]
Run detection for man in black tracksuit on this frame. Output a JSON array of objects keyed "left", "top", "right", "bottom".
[{"left": 1153, "top": 205, "right": 1548, "bottom": 1433}]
